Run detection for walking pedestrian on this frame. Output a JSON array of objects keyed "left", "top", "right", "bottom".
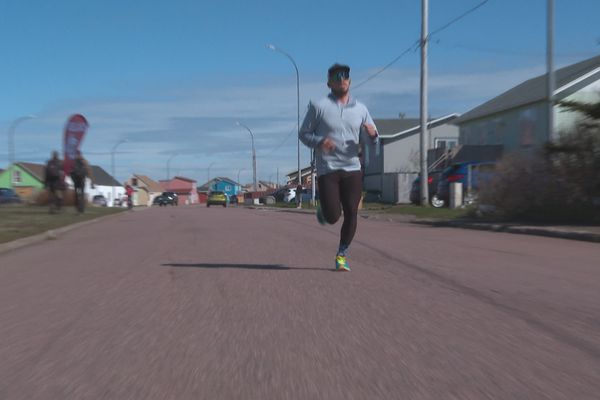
[
  {"left": 70, "top": 150, "right": 94, "bottom": 214},
  {"left": 44, "top": 151, "right": 64, "bottom": 213},
  {"left": 299, "top": 63, "right": 379, "bottom": 271},
  {"left": 295, "top": 182, "right": 303, "bottom": 209},
  {"left": 125, "top": 184, "right": 134, "bottom": 210}
]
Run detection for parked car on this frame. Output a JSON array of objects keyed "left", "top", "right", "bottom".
[
  {"left": 229, "top": 194, "right": 239, "bottom": 205},
  {"left": 270, "top": 187, "right": 289, "bottom": 202},
  {"left": 207, "top": 191, "right": 228, "bottom": 207},
  {"left": 283, "top": 188, "right": 297, "bottom": 203},
  {"left": 410, "top": 170, "right": 445, "bottom": 208},
  {"left": 153, "top": 194, "right": 176, "bottom": 206},
  {"left": 0, "top": 187, "right": 22, "bottom": 204},
  {"left": 92, "top": 194, "right": 108, "bottom": 207},
  {"left": 436, "top": 162, "right": 497, "bottom": 206},
  {"left": 161, "top": 191, "right": 178, "bottom": 205},
  {"left": 282, "top": 187, "right": 316, "bottom": 203}
]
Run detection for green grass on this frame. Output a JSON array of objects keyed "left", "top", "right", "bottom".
[
  {"left": 361, "top": 203, "right": 473, "bottom": 219},
  {"left": 271, "top": 202, "right": 318, "bottom": 210},
  {"left": 0, "top": 205, "right": 125, "bottom": 244},
  {"left": 270, "top": 200, "right": 471, "bottom": 219}
]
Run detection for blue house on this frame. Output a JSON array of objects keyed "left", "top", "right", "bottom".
[{"left": 199, "top": 177, "right": 240, "bottom": 197}]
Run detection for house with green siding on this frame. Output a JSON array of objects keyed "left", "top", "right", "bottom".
[{"left": 0, "top": 162, "right": 46, "bottom": 199}]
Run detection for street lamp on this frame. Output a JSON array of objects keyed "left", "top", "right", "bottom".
[
  {"left": 111, "top": 139, "right": 128, "bottom": 207},
  {"left": 235, "top": 122, "right": 258, "bottom": 192},
  {"left": 166, "top": 153, "right": 178, "bottom": 184},
  {"left": 7, "top": 115, "right": 36, "bottom": 190},
  {"left": 266, "top": 44, "right": 303, "bottom": 207},
  {"left": 237, "top": 168, "right": 246, "bottom": 186}
]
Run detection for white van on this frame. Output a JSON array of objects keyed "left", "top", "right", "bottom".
[{"left": 283, "top": 188, "right": 296, "bottom": 203}]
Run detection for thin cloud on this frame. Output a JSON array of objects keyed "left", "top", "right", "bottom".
[{"left": 4, "top": 63, "right": 546, "bottom": 183}]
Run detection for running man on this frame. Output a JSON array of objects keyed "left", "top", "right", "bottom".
[{"left": 299, "top": 63, "right": 379, "bottom": 271}]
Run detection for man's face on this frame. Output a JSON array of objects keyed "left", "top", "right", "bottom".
[{"left": 327, "top": 69, "right": 351, "bottom": 95}]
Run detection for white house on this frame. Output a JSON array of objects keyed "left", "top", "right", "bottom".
[
  {"left": 364, "top": 114, "right": 460, "bottom": 203},
  {"left": 66, "top": 165, "right": 124, "bottom": 207},
  {"left": 454, "top": 54, "right": 600, "bottom": 151}
]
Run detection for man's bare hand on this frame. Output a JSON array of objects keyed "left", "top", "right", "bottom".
[
  {"left": 320, "top": 137, "right": 336, "bottom": 153},
  {"left": 362, "top": 123, "right": 378, "bottom": 139}
]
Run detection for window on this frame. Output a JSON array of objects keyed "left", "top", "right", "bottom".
[
  {"left": 225, "top": 185, "right": 232, "bottom": 191},
  {"left": 434, "top": 138, "right": 457, "bottom": 149},
  {"left": 132, "top": 178, "right": 138, "bottom": 186},
  {"left": 12, "top": 170, "right": 22, "bottom": 184}
]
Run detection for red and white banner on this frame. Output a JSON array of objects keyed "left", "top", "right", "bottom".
[{"left": 63, "top": 114, "right": 89, "bottom": 176}]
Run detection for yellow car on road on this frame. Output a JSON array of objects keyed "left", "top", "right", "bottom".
[{"left": 207, "top": 191, "right": 228, "bottom": 207}]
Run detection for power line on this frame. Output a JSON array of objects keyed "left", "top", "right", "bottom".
[
  {"left": 261, "top": 125, "right": 297, "bottom": 157},
  {"left": 353, "top": 0, "right": 490, "bottom": 90},
  {"left": 353, "top": 41, "right": 420, "bottom": 90},
  {"left": 429, "top": 0, "right": 490, "bottom": 38}
]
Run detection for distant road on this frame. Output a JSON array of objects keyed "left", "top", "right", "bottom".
[{"left": 1, "top": 205, "right": 599, "bottom": 399}]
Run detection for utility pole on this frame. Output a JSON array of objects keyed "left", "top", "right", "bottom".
[
  {"left": 419, "top": 0, "right": 430, "bottom": 206},
  {"left": 311, "top": 150, "right": 316, "bottom": 206},
  {"left": 546, "top": 0, "right": 555, "bottom": 142}
]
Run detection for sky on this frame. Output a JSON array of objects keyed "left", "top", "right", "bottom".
[{"left": 1, "top": 0, "right": 599, "bottom": 186}]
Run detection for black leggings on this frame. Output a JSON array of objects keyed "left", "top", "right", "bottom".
[
  {"left": 317, "top": 170, "right": 363, "bottom": 247},
  {"left": 74, "top": 183, "right": 85, "bottom": 213}
]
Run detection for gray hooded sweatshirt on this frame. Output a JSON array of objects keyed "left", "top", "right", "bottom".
[{"left": 299, "top": 94, "right": 379, "bottom": 176}]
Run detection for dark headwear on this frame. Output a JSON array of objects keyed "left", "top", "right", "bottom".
[{"left": 327, "top": 63, "right": 350, "bottom": 77}]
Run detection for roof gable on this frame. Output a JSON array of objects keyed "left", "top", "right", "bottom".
[
  {"left": 172, "top": 176, "right": 197, "bottom": 183},
  {"left": 134, "top": 174, "right": 163, "bottom": 192},
  {"left": 374, "top": 118, "right": 420, "bottom": 135},
  {"left": 198, "top": 177, "right": 237, "bottom": 191},
  {"left": 16, "top": 162, "right": 46, "bottom": 181},
  {"left": 455, "top": 54, "right": 600, "bottom": 124},
  {"left": 90, "top": 166, "right": 121, "bottom": 186},
  {"left": 377, "top": 114, "right": 459, "bottom": 140}
]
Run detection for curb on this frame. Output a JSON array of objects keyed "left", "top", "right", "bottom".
[
  {"left": 411, "top": 219, "right": 600, "bottom": 243},
  {"left": 0, "top": 208, "right": 142, "bottom": 256}
]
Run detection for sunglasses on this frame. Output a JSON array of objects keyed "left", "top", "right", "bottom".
[{"left": 329, "top": 70, "right": 350, "bottom": 81}]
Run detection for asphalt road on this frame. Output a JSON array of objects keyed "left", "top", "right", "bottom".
[{"left": 1, "top": 205, "right": 599, "bottom": 399}]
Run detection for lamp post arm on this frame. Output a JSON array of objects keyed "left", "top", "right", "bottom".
[
  {"left": 267, "top": 44, "right": 301, "bottom": 201},
  {"left": 236, "top": 122, "right": 258, "bottom": 192}
]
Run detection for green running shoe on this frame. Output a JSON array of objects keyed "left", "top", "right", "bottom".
[
  {"left": 316, "top": 206, "right": 326, "bottom": 225},
  {"left": 335, "top": 255, "right": 350, "bottom": 271}
]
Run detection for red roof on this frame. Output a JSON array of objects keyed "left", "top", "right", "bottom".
[{"left": 160, "top": 176, "right": 197, "bottom": 192}]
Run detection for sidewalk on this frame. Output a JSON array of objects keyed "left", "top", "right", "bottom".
[{"left": 409, "top": 218, "right": 600, "bottom": 243}]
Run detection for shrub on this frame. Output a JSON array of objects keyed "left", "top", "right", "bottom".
[{"left": 478, "top": 101, "right": 600, "bottom": 223}]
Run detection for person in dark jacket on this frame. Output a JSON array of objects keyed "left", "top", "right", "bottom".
[
  {"left": 70, "top": 150, "right": 94, "bottom": 214},
  {"left": 44, "top": 151, "right": 64, "bottom": 213},
  {"left": 295, "top": 183, "right": 303, "bottom": 209}
]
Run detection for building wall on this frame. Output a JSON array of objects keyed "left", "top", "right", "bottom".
[
  {"left": 135, "top": 188, "right": 150, "bottom": 207},
  {"left": 556, "top": 79, "right": 600, "bottom": 134},
  {"left": 88, "top": 184, "right": 125, "bottom": 207},
  {"left": 0, "top": 165, "right": 44, "bottom": 189},
  {"left": 363, "top": 124, "right": 458, "bottom": 197},
  {"left": 459, "top": 102, "right": 550, "bottom": 152},
  {"left": 381, "top": 124, "right": 459, "bottom": 174},
  {"left": 459, "top": 80, "right": 600, "bottom": 152},
  {"left": 213, "top": 181, "right": 236, "bottom": 197}
]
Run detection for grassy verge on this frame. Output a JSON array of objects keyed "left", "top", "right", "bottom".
[
  {"left": 361, "top": 203, "right": 473, "bottom": 219},
  {"left": 0, "top": 205, "right": 126, "bottom": 244},
  {"left": 269, "top": 200, "right": 472, "bottom": 219}
]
